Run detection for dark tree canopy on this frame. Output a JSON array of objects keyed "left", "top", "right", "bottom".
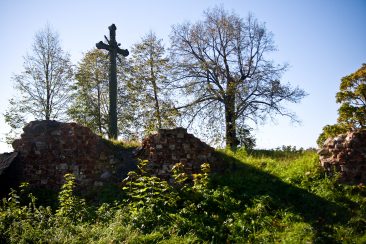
[{"left": 170, "top": 7, "right": 306, "bottom": 148}]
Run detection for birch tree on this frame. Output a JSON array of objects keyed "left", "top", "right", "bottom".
[{"left": 4, "top": 25, "right": 73, "bottom": 142}]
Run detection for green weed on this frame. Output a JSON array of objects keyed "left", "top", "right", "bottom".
[{"left": 0, "top": 148, "right": 365, "bottom": 243}]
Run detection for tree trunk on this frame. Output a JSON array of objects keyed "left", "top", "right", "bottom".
[
  {"left": 95, "top": 60, "right": 103, "bottom": 135},
  {"left": 97, "top": 83, "right": 102, "bottom": 134},
  {"left": 150, "top": 59, "right": 162, "bottom": 129},
  {"left": 152, "top": 79, "right": 162, "bottom": 129},
  {"left": 45, "top": 65, "right": 50, "bottom": 121},
  {"left": 225, "top": 80, "right": 238, "bottom": 150}
]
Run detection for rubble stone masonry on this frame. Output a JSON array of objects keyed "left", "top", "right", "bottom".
[
  {"left": 1, "top": 121, "right": 224, "bottom": 193},
  {"left": 12, "top": 120, "right": 130, "bottom": 190},
  {"left": 318, "top": 130, "right": 366, "bottom": 184},
  {"left": 137, "top": 127, "right": 224, "bottom": 180}
]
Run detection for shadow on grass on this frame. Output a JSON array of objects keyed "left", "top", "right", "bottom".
[{"left": 212, "top": 151, "right": 351, "bottom": 242}]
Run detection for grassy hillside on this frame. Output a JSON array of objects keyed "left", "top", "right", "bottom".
[{"left": 0, "top": 148, "right": 365, "bottom": 243}]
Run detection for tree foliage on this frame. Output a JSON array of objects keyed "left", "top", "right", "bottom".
[
  {"left": 317, "top": 64, "right": 366, "bottom": 146},
  {"left": 68, "top": 49, "right": 110, "bottom": 135},
  {"left": 316, "top": 124, "right": 348, "bottom": 147},
  {"left": 170, "top": 7, "right": 305, "bottom": 148},
  {"left": 68, "top": 49, "right": 135, "bottom": 139},
  {"left": 70, "top": 33, "right": 179, "bottom": 140},
  {"left": 336, "top": 63, "right": 366, "bottom": 128},
  {"left": 4, "top": 25, "right": 73, "bottom": 142},
  {"left": 237, "top": 126, "right": 256, "bottom": 150},
  {"left": 129, "top": 32, "right": 178, "bottom": 135}
]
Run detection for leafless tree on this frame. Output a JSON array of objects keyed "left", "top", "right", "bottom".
[{"left": 170, "top": 7, "right": 306, "bottom": 148}]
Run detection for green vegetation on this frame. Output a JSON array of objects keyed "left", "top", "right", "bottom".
[
  {"left": 102, "top": 138, "right": 141, "bottom": 150},
  {"left": 129, "top": 31, "right": 178, "bottom": 133},
  {"left": 1, "top": 149, "right": 365, "bottom": 243},
  {"left": 318, "top": 63, "right": 366, "bottom": 146}
]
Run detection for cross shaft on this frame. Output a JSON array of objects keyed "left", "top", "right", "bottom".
[{"left": 96, "top": 24, "right": 129, "bottom": 139}]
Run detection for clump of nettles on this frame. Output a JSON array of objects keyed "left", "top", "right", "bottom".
[{"left": 56, "top": 173, "right": 87, "bottom": 223}]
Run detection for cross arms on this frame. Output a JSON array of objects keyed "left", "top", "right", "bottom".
[
  {"left": 96, "top": 41, "right": 129, "bottom": 57},
  {"left": 117, "top": 47, "right": 129, "bottom": 56},
  {"left": 96, "top": 41, "right": 110, "bottom": 51}
]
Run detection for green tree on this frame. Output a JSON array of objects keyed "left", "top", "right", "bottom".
[
  {"left": 336, "top": 63, "right": 366, "bottom": 128},
  {"left": 237, "top": 126, "right": 256, "bottom": 150},
  {"left": 317, "top": 64, "right": 366, "bottom": 146},
  {"left": 316, "top": 124, "right": 348, "bottom": 147},
  {"left": 68, "top": 49, "right": 134, "bottom": 139},
  {"left": 129, "top": 32, "right": 178, "bottom": 135},
  {"left": 68, "top": 49, "right": 109, "bottom": 135},
  {"left": 170, "top": 7, "right": 305, "bottom": 149},
  {"left": 4, "top": 25, "right": 73, "bottom": 142}
]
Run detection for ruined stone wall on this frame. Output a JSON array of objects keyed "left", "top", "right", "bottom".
[
  {"left": 5, "top": 122, "right": 224, "bottom": 191},
  {"left": 138, "top": 127, "right": 224, "bottom": 180},
  {"left": 12, "top": 120, "right": 132, "bottom": 190},
  {"left": 318, "top": 130, "right": 366, "bottom": 184}
]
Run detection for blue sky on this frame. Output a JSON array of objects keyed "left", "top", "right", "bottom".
[{"left": 0, "top": 0, "right": 365, "bottom": 152}]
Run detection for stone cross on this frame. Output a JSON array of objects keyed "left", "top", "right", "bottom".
[{"left": 96, "top": 24, "right": 129, "bottom": 139}]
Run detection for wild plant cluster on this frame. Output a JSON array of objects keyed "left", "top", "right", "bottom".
[{"left": 0, "top": 149, "right": 365, "bottom": 243}]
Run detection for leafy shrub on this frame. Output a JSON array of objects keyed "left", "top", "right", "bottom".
[
  {"left": 0, "top": 183, "right": 54, "bottom": 243},
  {"left": 56, "top": 173, "right": 88, "bottom": 223},
  {"left": 121, "top": 161, "right": 179, "bottom": 232}
]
